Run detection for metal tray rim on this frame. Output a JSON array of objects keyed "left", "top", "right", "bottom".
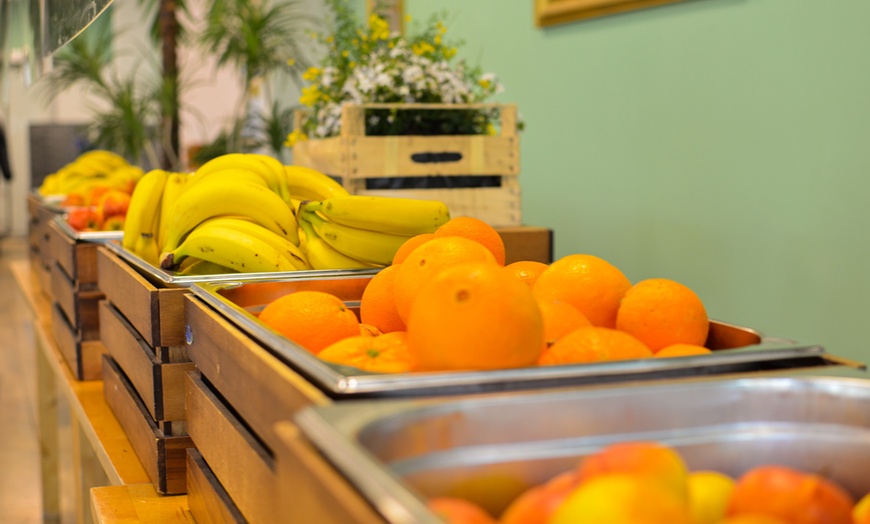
[{"left": 51, "top": 213, "right": 124, "bottom": 243}]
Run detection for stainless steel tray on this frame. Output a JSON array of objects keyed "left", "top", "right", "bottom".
[
  {"left": 295, "top": 371, "right": 870, "bottom": 523},
  {"left": 190, "top": 276, "right": 850, "bottom": 398},
  {"left": 103, "top": 239, "right": 380, "bottom": 288},
  {"left": 51, "top": 213, "right": 123, "bottom": 243}
]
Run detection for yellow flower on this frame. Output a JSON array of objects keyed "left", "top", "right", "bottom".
[
  {"left": 302, "top": 67, "right": 320, "bottom": 81},
  {"left": 434, "top": 35, "right": 441, "bottom": 45},
  {"left": 412, "top": 41, "right": 435, "bottom": 56},
  {"left": 284, "top": 130, "right": 308, "bottom": 148},
  {"left": 286, "top": 58, "right": 296, "bottom": 67},
  {"left": 342, "top": 50, "right": 349, "bottom": 58},
  {"left": 445, "top": 47, "right": 457, "bottom": 59},
  {"left": 479, "top": 78, "right": 491, "bottom": 89},
  {"left": 486, "top": 123, "right": 496, "bottom": 136},
  {"left": 369, "top": 14, "right": 390, "bottom": 41},
  {"left": 299, "top": 85, "right": 321, "bottom": 107}
]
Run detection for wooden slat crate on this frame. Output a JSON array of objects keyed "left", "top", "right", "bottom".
[
  {"left": 186, "top": 449, "right": 245, "bottom": 524},
  {"left": 49, "top": 302, "right": 104, "bottom": 380},
  {"left": 102, "top": 355, "right": 193, "bottom": 495},
  {"left": 186, "top": 371, "right": 279, "bottom": 524},
  {"left": 48, "top": 219, "right": 101, "bottom": 288},
  {"left": 99, "top": 300, "right": 194, "bottom": 423},
  {"left": 496, "top": 226, "right": 553, "bottom": 264},
  {"left": 292, "top": 103, "right": 522, "bottom": 227},
  {"left": 97, "top": 246, "right": 189, "bottom": 348},
  {"left": 27, "top": 192, "right": 64, "bottom": 274},
  {"left": 50, "top": 262, "right": 102, "bottom": 342}
]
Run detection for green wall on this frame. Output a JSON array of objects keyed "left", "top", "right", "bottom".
[{"left": 404, "top": 0, "right": 870, "bottom": 364}]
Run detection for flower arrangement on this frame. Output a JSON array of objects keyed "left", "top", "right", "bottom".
[{"left": 287, "top": 0, "right": 507, "bottom": 147}]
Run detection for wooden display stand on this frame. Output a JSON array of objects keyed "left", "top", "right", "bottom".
[
  {"left": 96, "top": 246, "right": 195, "bottom": 494},
  {"left": 293, "top": 103, "right": 522, "bottom": 227},
  {"left": 27, "top": 192, "right": 63, "bottom": 297}
]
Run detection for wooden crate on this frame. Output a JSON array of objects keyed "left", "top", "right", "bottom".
[
  {"left": 292, "top": 103, "right": 522, "bottom": 227},
  {"left": 50, "top": 261, "right": 102, "bottom": 341},
  {"left": 185, "top": 295, "right": 330, "bottom": 453},
  {"left": 186, "top": 371, "right": 279, "bottom": 524},
  {"left": 496, "top": 226, "right": 553, "bottom": 265},
  {"left": 186, "top": 449, "right": 245, "bottom": 524},
  {"left": 97, "top": 246, "right": 189, "bottom": 347},
  {"left": 47, "top": 219, "right": 100, "bottom": 287},
  {"left": 273, "top": 421, "right": 387, "bottom": 524},
  {"left": 49, "top": 302, "right": 105, "bottom": 380},
  {"left": 102, "top": 355, "right": 193, "bottom": 495},
  {"left": 27, "top": 192, "right": 64, "bottom": 270},
  {"left": 99, "top": 300, "right": 194, "bottom": 423}
]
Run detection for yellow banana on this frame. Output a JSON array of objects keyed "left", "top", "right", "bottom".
[
  {"left": 134, "top": 233, "right": 160, "bottom": 267},
  {"left": 76, "top": 149, "right": 128, "bottom": 171},
  {"left": 284, "top": 165, "right": 349, "bottom": 201},
  {"left": 157, "top": 172, "right": 190, "bottom": 251},
  {"left": 298, "top": 214, "right": 376, "bottom": 270},
  {"left": 159, "top": 222, "right": 302, "bottom": 273},
  {"left": 300, "top": 210, "right": 404, "bottom": 266},
  {"left": 123, "top": 169, "right": 169, "bottom": 250},
  {"left": 176, "top": 258, "right": 238, "bottom": 276},
  {"left": 187, "top": 168, "right": 271, "bottom": 190},
  {"left": 302, "top": 195, "right": 451, "bottom": 236},
  {"left": 194, "top": 153, "right": 290, "bottom": 202},
  {"left": 193, "top": 217, "right": 310, "bottom": 270},
  {"left": 161, "top": 179, "right": 299, "bottom": 253}
]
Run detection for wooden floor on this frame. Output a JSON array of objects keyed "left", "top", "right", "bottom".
[{"left": 1, "top": 236, "right": 74, "bottom": 523}]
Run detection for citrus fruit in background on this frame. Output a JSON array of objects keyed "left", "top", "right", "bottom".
[
  {"left": 615, "top": 278, "right": 709, "bottom": 353},
  {"left": 549, "top": 474, "right": 694, "bottom": 524},
  {"left": 393, "top": 236, "right": 497, "bottom": 323},
  {"left": 726, "top": 465, "right": 854, "bottom": 524},
  {"left": 434, "top": 216, "right": 506, "bottom": 266},
  {"left": 575, "top": 441, "right": 690, "bottom": 499},
  {"left": 317, "top": 331, "right": 411, "bottom": 373},
  {"left": 258, "top": 290, "right": 360, "bottom": 354},
  {"left": 499, "top": 471, "right": 579, "bottom": 524},
  {"left": 392, "top": 232, "right": 435, "bottom": 264},
  {"left": 719, "top": 516, "right": 789, "bottom": 524},
  {"left": 428, "top": 497, "right": 498, "bottom": 524},
  {"left": 536, "top": 298, "right": 592, "bottom": 349},
  {"left": 655, "top": 343, "right": 712, "bottom": 358},
  {"left": 854, "top": 492, "right": 870, "bottom": 524},
  {"left": 532, "top": 254, "right": 631, "bottom": 328},
  {"left": 359, "top": 265, "right": 406, "bottom": 334},
  {"left": 688, "top": 470, "right": 736, "bottom": 524},
  {"left": 407, "top": 262, "right": 543, "bottom": 371},
  {"left": 503, "top": 260, "right": 549, "bottom": 288},
  {"left": 538, "top": 326, "right": 652, "bottom": 366}
]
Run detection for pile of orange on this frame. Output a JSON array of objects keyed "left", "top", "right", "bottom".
[
  {"left": 256, "top": 214, "right": 715, "bottom": 373},
  {"left": 427, "top": 440, "right": 868, "bottom": 524}
]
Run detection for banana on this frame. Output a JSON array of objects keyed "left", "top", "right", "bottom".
[
  {"left": 77, "top": 149, "right": 128, "bottom": 171},
  {"left": 302, "top": 195, "right": 451, "bottom": 236},
  {"left": 159, "top": 223, "right": 302, "bottom": 273},
  {"left": 157, "top": 172, "right": 190, "bottom": 250},
  {"left": 134, "top": 233, "right": 160, "bottom": 267},
  {"left": 301, "top": 210, "right": 404, "bottom": 266},
  {"left": 187, "top": 168, "right": 271, "bottom": 190},
  {"left": 160, "top": 179, "right": 299, "bottom": 253},
  {"left": 122, "top": 169, "right": 169, "bottom": 250},
  {"left": 297, "top": 214, "right": 376, "bottom": 270},
  {"left": 284, "top": 165, "right": 349, "bottom": 201},
  {"left": 194, "top": 153, "right": 290, "bottom": 202},
  {"left": 176, "top": 258, "right": 238, "bottom": 276},
  {"left": 193, "top": 216, "right": 310, "bottom": 270}
]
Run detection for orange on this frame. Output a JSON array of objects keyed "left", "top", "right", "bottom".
[
  {"left": 854, "top": 492, "right": 870, "bottom": 524},
  {"left": 434, "top": 216, "right": 506, "bottom": 266},
  {"left": 536, "top": 298, "right": 592, "bottom": 348},
  {"left": 428, "top": 497, "right": 497, "bottom": 524},
  {"left": 359, "top": 323, "right": 382, "bottom": 337},
  {"left": 655, "top": 343, "right": 712, "bottom": 358},
  {"left": 359, "top": 265, "right": 406, "bottom": 334},
  {"left": 532, "top": 254, "right": 631, "bottom": 328},
  {"left": 503, "top": 260, "right": 549, "bottom": 288},
  {"left": 615, "top": 278, "right": 709, "bottom": 353},
  {"left": 726, "top": 465, "right": 854, "bottom": 524},
  {"left": 407, "top": 262, "right": 543, "bottom": 371},
  {"left": 549, "top": 474, "right": 694, "bottom": 524},
  {"left": 317, "top": 331, "right": 411, "bottom": 373},
  {"left": 500, "top": 471, "right": 579, "bottom": 524},
  {"left": 393, "top": 236, "right": 497, "bottom": 323},
  {"left": 576, "top": 441, "right": 690, "bottom": 499},
  {"left": 258, "top": 290, "right": 360, "bottom": 354},
  {"left": 392, "top": 233, "right": 435, "bottom": 264},
  {"left": 538, "top": 326, "right": 653, "bottom": 366}
]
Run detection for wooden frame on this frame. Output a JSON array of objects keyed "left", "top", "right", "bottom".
[{"left": 534, "top": 0, "right": 692, "bottom": 27}]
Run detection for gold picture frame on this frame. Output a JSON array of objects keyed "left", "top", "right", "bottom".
[{"left": 535, "top": 0, "right": 691, "bottom": 27}]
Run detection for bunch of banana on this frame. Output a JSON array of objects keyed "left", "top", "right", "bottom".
[
  {"left": 38, "top": 150, "right": 135, "bottom": 197},
  {"left": 297, "top": 195, "right": 451, "bottom": 269}
]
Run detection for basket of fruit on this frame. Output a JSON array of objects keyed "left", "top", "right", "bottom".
[{"left": 292, "top": 369, "right": 870, "bottom": 523}]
